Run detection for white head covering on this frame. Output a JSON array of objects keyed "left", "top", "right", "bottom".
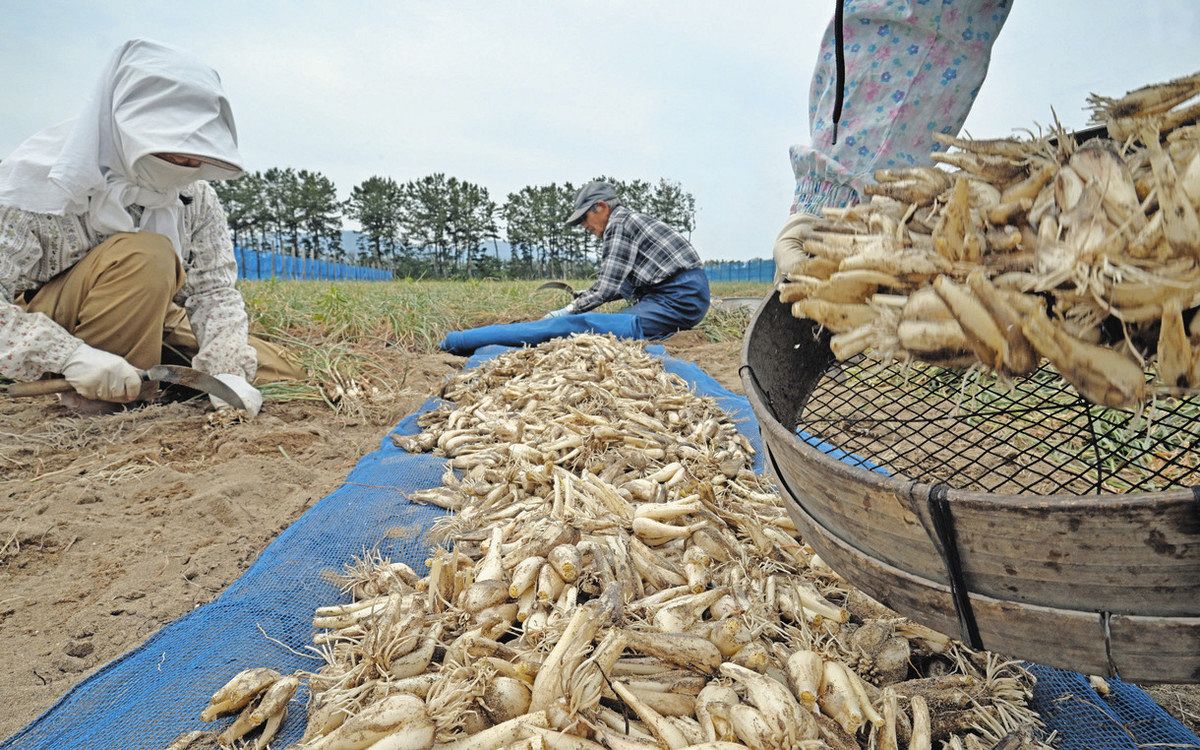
[{"left": 0, "top": 39, "right": 244, "bottom": 255}]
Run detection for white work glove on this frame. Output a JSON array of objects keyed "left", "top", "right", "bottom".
[
  {"left": 209, "top": 373, "right": 263, "bottom": 418},
  {"left": 61, "top": 343, "right": 142, "bottom": 402},
  {"left": 542, "top": 306, "right": 573, "bottom": 320}
]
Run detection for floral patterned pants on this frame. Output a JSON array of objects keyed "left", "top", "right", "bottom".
[{"left": 791, "top": 0, "right": 1013, "bottom": 215}]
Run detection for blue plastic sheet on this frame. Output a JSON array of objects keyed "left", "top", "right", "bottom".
[
  {"left": 3, "top": 343, "right": 1195, "bottom": 749},
  {"left": 439, "top": 313, "right": 644, "bottom": 355}
]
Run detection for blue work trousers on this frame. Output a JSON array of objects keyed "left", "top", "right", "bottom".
[
  {"left": 625, "top": 266, "right": 711, "bottom": 339},
  {"left": 438, "top": 267, "right": 711, "bottom": 355}
]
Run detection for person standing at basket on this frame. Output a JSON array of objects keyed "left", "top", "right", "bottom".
[
  {"left": 777, "top": 0, "right": 1013, "bottom": 273},
  {"left": 551, "top": 180, "right": 711, "bottom": 339},
  {"left": 0, "top": 39, "right": 303, "bottom": 416}
]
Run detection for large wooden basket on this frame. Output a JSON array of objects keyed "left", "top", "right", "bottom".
[{"left": 740, "top": 290, "right": 1200, "bottom": 683}]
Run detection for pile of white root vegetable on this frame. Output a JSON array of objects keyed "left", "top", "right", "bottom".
[
  {"left": 774, "top": 71, "right": 1200, "bottom": 408},
  {"left": 172, "top": 335, "right": 1049, "bottom": 750}
]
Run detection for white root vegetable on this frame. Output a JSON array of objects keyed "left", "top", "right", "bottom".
[
  {"left": 315, "top": 595, "right": 392, "bottom": 618},
  {"left": 908, "top": 695, "right": 931, "bottom": 750},
  {"left": 459, "top": 580, "right": 508, "bottom": 614},
  {"left": 706, "top": 618, "right": 747, "bottom": 658},
  {"left": 706, "top": 595, "right": 743, "bottom": 621},
  {"left": 389, "top": 626, "right": 439, "bottom": 680},
  {"left": 246, "top": 675, "right": 298, "bottom": 748},
  {"left": 530, "top": 607, "right": 600, "bottom": 713},
  {"left": 647, "top": 462, "right": 686, "bottom": 484},
  {"left": 600, "top": 731, "right": 665, "bottom": 750},
  {"left": 475, "top": 527, "right": 505, "bottom": 582},
  {"left": 306, "top": 694, "right": 430, "bottom": 750},
  {"left": 785, "top": 650, "right": 823, "bottom": 708},
  {"left": 612, "top": 657, "right": 679, "bottom": 677},
  {"left": 389, "top": 673, "right": 442, "bottom": 698},
  {"left": 877, "top": 687, "right": 899, "bottom": 750},
  {"left": 548, "top": 544, "right": 582, "bottom": 583},
  {"left": 654, "top": 589, "right": 728, "bottom": 632},
  {"left": 536, "top": 563, "right": 566, "bottom": 604},
  {"left": 665, "top": 716, "right": 705, "bottom": 745},
  {"left": 360, "top": 718, "right": 436, "bottom": 750},
  {"left": 695, "top": 685, "right": 740, "bottom": 743},
  {"left": 844, "top": 664, "right": 884, "bottom": 727},
  {"left": 302, "top": 693, "right": 349, "bottom": 744},
  {"left": 625, "top": 686, "right": 698, "bottom": 717},
  {"left": 622, "top": 630, "right": 724, "bottom": 674},
  {"left": 636, "top": 498, "right": 703, "bottom": 522},
  {"left": 200, "top": 668, "right": 281, "bottom": 722},
  {"left": 682, "top": 546, "right": 710, "bottom": 594},
  {"left": 820, "top": 661, "right": 866, "bottom": 735},
  {"left": 613, "top": 681, "right": 690, "bottom": 749},
  {"left": 632, "top": 517, "right": 707, "bottom": 546},
  {"left": 719, "top": 662, "right": 818, "bottom": 742},
  {"left": 483, "top": 676, "right": 533, "bottom": 724},
  {"left": 432, "top": 711, "right": 550, "bottom": 750},
  {"left": 729, "top": 642, "right": 769, "bottom": 672},
  {"left": 509, "top": 556, "right": 547, "bottom": 599},
  {"left": 516, "top": 586, "right": 537, "bottom": 622},
  {"left": 526, "top": 726, "right": 608, "bottom": 749},
  {"left": 727, "top": 704, "right": 776, "bottom": 750}
]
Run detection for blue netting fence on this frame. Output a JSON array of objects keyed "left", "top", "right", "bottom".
[
  {"left": 234, "top": 246, "right": 392, "bottom": 281},
  {"left": 3, "top": 344, "right": 1197, "bottom": 749},
  {"left": 704, "top": 257, "right": 776, "bottom": 283}
]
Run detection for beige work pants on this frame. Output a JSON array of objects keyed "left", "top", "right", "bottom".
[{"left": 19, "top": 232, "right": 304, "bottom": 383}]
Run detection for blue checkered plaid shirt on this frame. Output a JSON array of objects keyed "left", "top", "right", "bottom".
[{"left": 569, "top": 206, "right": 701, "bottom": 313}]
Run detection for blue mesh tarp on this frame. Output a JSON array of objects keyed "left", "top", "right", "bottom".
[
  {"left": 3, "top": 344, "right": 1196, "bottom": 749},
  {"left": 1027, "top": 666, "right": 1199, "bottom": 750}
]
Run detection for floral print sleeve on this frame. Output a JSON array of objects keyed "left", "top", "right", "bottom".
[{"left": 790, "top": 0, "right": 1013, "bottom": 215}]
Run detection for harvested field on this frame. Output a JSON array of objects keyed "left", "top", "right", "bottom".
[{"left": 2, "top": 278, "right": 1196, "bottom": 741}]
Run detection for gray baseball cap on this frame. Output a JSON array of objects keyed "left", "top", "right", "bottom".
[{"left": 565, "top": 180, "right": 618, "bottom": 226}]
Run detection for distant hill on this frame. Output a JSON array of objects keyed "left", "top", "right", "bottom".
[{"left": 338, "top": 230, "right": 516, "bottom": 261}]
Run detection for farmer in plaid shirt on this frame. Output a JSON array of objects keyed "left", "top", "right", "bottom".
[{"left": 551, "top": 181, "right": 711, "bottom": 338}]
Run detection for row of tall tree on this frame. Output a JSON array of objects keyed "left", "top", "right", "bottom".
[{"left": 211, "top": 169, "right": 697, "bottom": 279}]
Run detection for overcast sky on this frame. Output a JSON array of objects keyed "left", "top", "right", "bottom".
[{"left": 2, "top": 2, "right": 1197, "bottom": 260}]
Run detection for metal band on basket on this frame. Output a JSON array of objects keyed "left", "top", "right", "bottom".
[
  {"left": 927, "top": 483, "right": 984, "bottom": 650},
  {"left": 1100, "top": 610, "right": 1120, "bottom": 679}
]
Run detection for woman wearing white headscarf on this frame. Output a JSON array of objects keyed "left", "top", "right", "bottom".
[{"left": 0, "top": 39, "right": 302, "bottom": 416}]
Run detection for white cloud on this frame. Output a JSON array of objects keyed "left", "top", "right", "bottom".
[{"left": 2, "top": 1, "right": 1197, "bottom": 260}]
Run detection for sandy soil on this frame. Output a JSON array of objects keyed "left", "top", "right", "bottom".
[
  {"left": 2, "top": 332, "right": 1197, "bottom": 740},
  {"left": 660, "top": 329, "right": 746, "bottom": 394}
]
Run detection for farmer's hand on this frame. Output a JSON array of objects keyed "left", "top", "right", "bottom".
[
  {"left": 542, "top": 306, "right": 572, "bottom": 320},
  {"left": 210, "top": 373, "right": 263, "bottom": 418},
  {"left": 62, "top": 343, "right": 141, "bottom": 402}
]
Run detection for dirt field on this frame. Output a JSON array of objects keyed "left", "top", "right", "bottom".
[{"left": 2, "top": 331, "right": 1197, "bottom": 740}]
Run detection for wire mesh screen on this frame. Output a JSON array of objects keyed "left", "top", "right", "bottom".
[{"left": 797, "top": 355, "right": 1200, "bottom": 496}]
